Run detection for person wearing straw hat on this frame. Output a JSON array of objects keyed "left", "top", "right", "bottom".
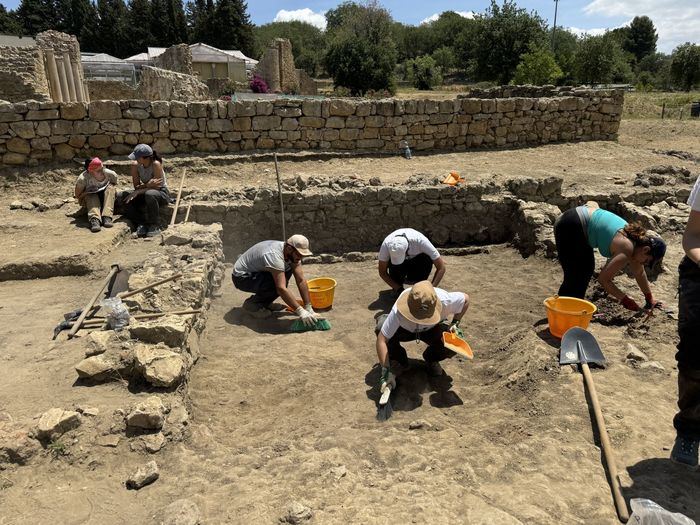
[
  {"left": 378, "top": 228, "right": 446, "bottom": 293},
  {"left": 124, "top": 144, "right": 170, "bottom": 238},
  {"left": 232, "top": 234, "right": 323, "bottom": 327},
  {"left": 74, "top": 157, "right": 118, "bottom": 233},
  {"left": 553, "top": 202, "right": 666, "bottom": 311},
  {"left": 375, "top": 281, "right": 470, "bottom": 387}
]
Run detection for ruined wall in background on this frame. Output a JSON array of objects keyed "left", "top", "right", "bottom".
[
  {"left": 254, "top": 38, "right": 299, "bottom": 94},
  {"left": 87, "top": 80, "right": 138, "bottom": 101},
  {"left": 137, "top": 67, "right": 208, "bottom": 102},
  {"left": 0, "top": 90, "right": 624, "bottom": 166},
  {"left": 35, "top": 30, "right": 80, "bottom": 63},
  {"left": 153, "top": 44, "right": 194, "bottom": 76},
  {"left": 0, "top": 47, "right": 50, "bottom": 103}
]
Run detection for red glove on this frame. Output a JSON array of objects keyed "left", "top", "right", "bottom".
[{"left": 621, "top": 295, "right": 641, "bottom": 311}]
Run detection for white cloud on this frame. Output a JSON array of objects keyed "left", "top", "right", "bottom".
[
  {"left": 274, "top": 8, "right": 327, "bottom": 30},
  {"left": 420, "top": 11, "right": 475, "bottom": 25},
  {"left": 567, "top": 26, "right": 609, "bottom": 37},
  {"left": 582, "top": 0, "right": 700, "bottom": 53}
]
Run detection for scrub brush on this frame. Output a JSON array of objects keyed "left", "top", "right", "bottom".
[{"left": 290, "top": 318, "right": 332, "bottom": 332}]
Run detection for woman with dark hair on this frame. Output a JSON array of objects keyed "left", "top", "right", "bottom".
[
  {"left": 553, "top": 203, "right": 666, "bottom": 310},
  {"left": 124, "top": 144, "right": 170, "bottom": 237}
]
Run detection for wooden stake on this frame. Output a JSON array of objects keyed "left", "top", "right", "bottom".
[
  {"left": 79, "top": 309, "right": 201, "bottom": 329},
  {"left": 119, "top": 273, "right": 183, "bottom": 299},
  {"left": 67, "top": 264, "right": 120, "bottom": 339},
  {"left": 274, "top": 153, "right": 286, "bottom": 241},
  {"left": 184, "top": 203, "right": 192, "bottom": 223},
  {"left": 169, "top": 168, "right": 187, "bottom": 227}
]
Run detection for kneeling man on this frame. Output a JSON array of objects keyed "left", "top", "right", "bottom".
[{"left": 378, "top": 228, "right": 446, "bottom": 293}]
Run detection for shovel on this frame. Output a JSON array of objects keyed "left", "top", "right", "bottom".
[{"left": 560, "top": 327, "right": 629, "bottom": 523}]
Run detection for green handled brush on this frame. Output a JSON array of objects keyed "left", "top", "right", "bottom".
[{"left": 290, "top": 318, "right": 332, "bottom": 332}]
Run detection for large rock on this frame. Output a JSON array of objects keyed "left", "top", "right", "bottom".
[
  {"left": 75, "top": 348, "right": 133, "bottom": 382},
  {"left": 0, "top": 423, "right": 41, "bottom": 466},
  {"left": 89, "top": 101, "right": 122, "bottom": 120},
  {"left": 126, "top": 396, "right": 167, "bottom": 431},
  {"left": 134, "top": 344, "right": 186, "bottom": 388},
  {"left": 126, "top": 460, "right": 159, "bottom": 490},
  {"left": 130, "top": 317, "right": 189, "bottom": 348},
  {"left": 281, "top": 502, "right": 313, "bottom": 524},
  {"left": 159, "top": 499, "right": 201, "bottom": 525},
  {"left": 35, "top": 408, "right": 81, "bottom": 441}
]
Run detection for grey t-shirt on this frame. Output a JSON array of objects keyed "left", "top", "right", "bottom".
[
  {"left": 137, "top": 163, "right": 168, "bottom": 189},
  {"left": 233, "top": 240, "right": 290, "bottom": 277}
]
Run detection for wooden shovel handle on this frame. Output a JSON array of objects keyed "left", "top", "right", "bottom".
[
  {"left": 169, "top": 168, "right": 187, "bottom": 227},
  {"left": 118, "top": 273, "right": 183, "bottom": 299},
  {"left": 67, "top": 265, "right": 120, "bottom": 339},
  {"left": 581, "top": 362, "right": 629, "bottom": 523}
]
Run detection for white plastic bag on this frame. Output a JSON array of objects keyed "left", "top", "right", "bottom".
[
  {"left": 100, "top": 297, "right": 130, "bottom": 330},
  {"left": 629, "top": 499, "right": 695, "bottom": 525}
]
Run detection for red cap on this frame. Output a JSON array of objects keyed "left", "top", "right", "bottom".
[{"left": 88, "top": 157, "right": 103, "bottom": 172}]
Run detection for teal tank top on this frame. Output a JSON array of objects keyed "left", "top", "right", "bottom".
[{"left": 588, "top": 209, "right": 627, "bottom": 257}]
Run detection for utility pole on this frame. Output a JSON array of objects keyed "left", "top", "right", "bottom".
[{"left": 551, "top": 0, "right": 560, "bottom": 51}]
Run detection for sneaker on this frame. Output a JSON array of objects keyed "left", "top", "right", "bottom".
[
  {"left": 90, "top": 217, "right": 101, "bottom": 233},
  {"left": 102, "top": 216, "right": 113, "bottom": 228},
  {"left": 146, "top": 226, "right": 161, "bottom": 238},
  {"left": 136, "top": 224, "right": 148, "bottom": 237},
  {"left": 426, "top": 360, "right": 444, "bottom": 377},
  {"left": 242, "top": 299, "right": 272, "bottom": 319},
  {"left": 671, "top": 435, "right": 699, "bottom": 468},
  {"left": 267, "top": 303, "right": 288, "bottom": 312}
]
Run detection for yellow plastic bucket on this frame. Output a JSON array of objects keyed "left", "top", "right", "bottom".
[
  {"left": 308, "top": 278, "right": 337, "bottom": 310},
  {"left": 543, "top": 295, "right": 597, "bottom": 339}
]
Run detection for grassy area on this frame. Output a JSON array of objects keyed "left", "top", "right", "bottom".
[{"left": 623, "top": 91, "right": 700, "bottom": 120}]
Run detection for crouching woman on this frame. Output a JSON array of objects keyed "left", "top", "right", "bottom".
[{"left": 74, "top": 157, "right": 117, "bottom": 232}]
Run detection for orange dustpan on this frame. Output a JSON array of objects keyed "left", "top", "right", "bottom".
[
  {"left": 442, "top": 171, "right": 464, "bottom": 186},
  {"left": 442, "top": 331, "right": 474, "bottom": 359}
]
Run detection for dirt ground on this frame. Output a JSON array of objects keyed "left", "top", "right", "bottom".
[{"left": 0, "top": 118, "right": 699, "bottom": 524}]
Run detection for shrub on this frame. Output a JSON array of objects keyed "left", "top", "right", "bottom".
[
  {"left": 250, "top": 74, "right": 269, "bottom": 93},
  {"left": 405, "top": 55, "right": 443, "bottom": 90}
]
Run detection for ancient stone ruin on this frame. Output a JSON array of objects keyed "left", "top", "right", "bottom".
[{"left": 254, "top": 38, "right": 317, "bottom": 95}]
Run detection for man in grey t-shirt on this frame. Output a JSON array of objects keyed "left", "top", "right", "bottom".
[{"left": 232, "top": 234, "right": 323, "bottom": 326}]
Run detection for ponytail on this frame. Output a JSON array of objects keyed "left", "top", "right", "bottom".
[
  {"left": 623, "top": 222, "right": 651, "bottom": 247},
  {"left": 151, "top": 150, "right": 163, "bottom": 163},
  {"left": 84, "top": 157, "right": 93, "bottom": 171}
]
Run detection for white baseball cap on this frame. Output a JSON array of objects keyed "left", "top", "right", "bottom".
[
  {"left": 388, "top": 236, "right": 409, "bottom": 265},
  {"left": 286, "top": 234, "right": 312, "bottom": 256}
]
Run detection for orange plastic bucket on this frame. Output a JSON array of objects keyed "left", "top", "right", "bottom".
[
  {"left": 543, "top": 296, "right": 597, "bottom": 339},
  {"left": 307, "top": 277, "right": 337, "bottom": 310},
  {"left": 442, "top": 171, "right": 464, "bottom": 186},
  {"left": 442, "top": 332, "right": 474, "bottom": 359}
]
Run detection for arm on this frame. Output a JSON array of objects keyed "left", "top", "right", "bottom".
[
  {"left": 130, "top": 164, "right": 140, "bottom": 190},
  {"left": 271, "top": 269, "right": 300, "bottom": 310},
  {"left": 146, "top": 161, "right": 164, "bottom": 189},
  {"left": 292, "top": 263, "right": 312, "bottom": 306},
  {"left": 452, "top": 293, "right": 470, "bottom": 323},
  {"left": 597, "top": 253, "right": 629, "bottom": 302},
  {"left": 683, "top": 210, "right": 700, "bottom": 265},
  {"left": 378, "top": 260, "right": 401, "bottom": 291},
  {"left": 431, "top": 257, "right": 446, "bottom": 287},
  {"left": 630, "top": 260, "right": 652, "bottom": 296},
  {"left": 376, "top": 332, "right": 390, "bottom": 367}
]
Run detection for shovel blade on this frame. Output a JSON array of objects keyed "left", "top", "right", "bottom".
[{"left": 560, "top": 327, "right": 606, "bottom": 366}]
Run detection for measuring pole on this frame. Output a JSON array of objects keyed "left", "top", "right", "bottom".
[
  {"left": 274, "top": 153, "right": 286, "bottom": 241},
  {"left": 551, "top": 0, "right": 560, "bottom": 50}
]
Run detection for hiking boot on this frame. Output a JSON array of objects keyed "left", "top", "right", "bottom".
[
  {"left": 90, "top": 217, "right": 101, "bottom": 233},
  {"left": 426, "top": 360, "right": 444, "bottom": 377},
  {"left": 671, "top": 435, "right": 699, "bottom": 468},
  {"left": 146, "top": 225, "right": 161, "bottom": 238},
  {"left": 242, "top": 299, "right": 272, "bottom": 319},
  {"left": 136, "top": 224, "right": 148, "bottom": 237},
  {"left": 267, "top": 303, "right": 287, "bottom": 312},
  {"left": 102, "top": 216, "right": 113, "bottom": 228}
]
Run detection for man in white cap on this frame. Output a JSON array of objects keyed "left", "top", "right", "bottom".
[
  {"left": 378, "top": 228, "right": 446, "bottom": 294},
  {"left": 232, "top": 234, "right": 323, "bottom": 326},
  {"left": 375, "top": 280, "right": 470, "bottom": 388}
]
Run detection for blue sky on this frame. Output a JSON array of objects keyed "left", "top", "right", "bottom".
[{"left": 2, "top": 0, "right": 697, "bottom": 52}]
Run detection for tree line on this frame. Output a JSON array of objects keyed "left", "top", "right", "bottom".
[{"left": 0, "top": 0, "right": 698, "bottom": 93}]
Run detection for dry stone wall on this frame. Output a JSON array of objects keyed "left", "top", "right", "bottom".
[
  {"left": 0, "top": 47, "right": 51, "bottom": 103},
  {"left": 0, "top": 90, "right": 623, "bottom": 166},
  {"left": 153, "top": 44, "right": 194, "bottom": 76}
]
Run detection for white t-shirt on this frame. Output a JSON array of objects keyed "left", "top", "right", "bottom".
[
  {"left": 380, "top": 287, "right": 466, "bottom": 339},
  {"left": 688, "top": 175, "right": 700, "bottom": 212},
  {"left": 378, "top": 228, "right": 440, "bottom": 263}
]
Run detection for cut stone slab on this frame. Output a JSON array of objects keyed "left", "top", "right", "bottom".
[
  {"left": 95, "top": 434, "right": 120, "bottom": 448},
  {"left": 130, "top": 317, "right": 189, "bottom": 348},
  {"left": 85, "top": 331, "right": 119, "bottom": 357},
  {"left": 35, "top": 408, "right": 81, "bottom": 441},
  {"left": 142, "top": 432, "right": 166, "bottom": 454},
  {"left": 126, "top": 396, "right": 167, "bottom": 431},
  {"left": 134, "top": 343, "right": 186, "bottom": 388},
  {"left": 159, "top": 499, "right": 202, "bottom": 525},
  {"left": 126, "top": 460, "right": 159, "bottom": 490},
  {"left": 75, "top": 348, "right": 133, "bottom": 382}
]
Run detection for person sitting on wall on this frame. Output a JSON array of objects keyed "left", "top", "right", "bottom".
[
  {"left": 378, "top": 228, "right": 446, "bottom": 294},
  {"left": 375, "top": 280, "right": 470, "bottom": 385},
  {"left": 74, "top": 157, "right": 117, "bottom": 233},
  {"left": 123, "top": 144, "right": 170, "bottom": 238},
  {"left": 553, "top": 202, "right": 666, "bottom": 309},
  {"left": 232, "top": 234, "right": 324, "bottom": 327}
]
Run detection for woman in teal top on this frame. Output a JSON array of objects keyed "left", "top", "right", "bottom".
[{"left": 553, "top": 203, "right": 666, "bottom": 310}]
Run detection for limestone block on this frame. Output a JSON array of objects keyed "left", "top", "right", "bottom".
[
  {"left": 126, "top": 460, "right": 159, "bottom": 490},
  {"left": 130, "top": 316, "right": 189, "bottom": 347},
  {"left": 31, "top": 137, "right": 50, "bottom": 150},
  {"left": 35, "top": 408, "right": 81, "bottom": 441},
  {"left": 26, "top": 109, "right": 59, "bottom": 120},
  {"left": 170, "top": 118, "right": 198, "bottom": 132},
  {"left": 207, "top": 119, "right": 233, "bottom": 132},
  {"left": 276, "top": 107, "right": 302, "bottom": 118},
  {"left": 0, "top": 113, "right": 22, "bottom": 123},
  {"left": 329, "top": 99, "right": 355, "bottom": 116},
  {"left": 252, "top": 116, "right": 281, "bottom": 131},
  {"left": 142, "top": 119, "right": 158, "bottom": 133},
  {"left": 151, "top": 101, "right": 170, "bottom": 118},
  {"left": 89, "top": 101, "right": 121, "bottom": 120},
  {"left": 281, "top": 118, "right": 299, "bottom": 131},
  {"left": 170, "top": 101, "right": 188, "bottom": 117},
  {"left": 345, "top": 116, "right": 364, "bottom": 129},
  {"left": 74, "top": 121, "right": 99, "bottom": 134},
  {"left": 7, "top": 137, "right": 30, "bottom": 154},
  {"left": 134, "top": 343, "right": 186, "bottom": 388},
  {"left": 482, "top": 100, "right": 496, "bottom": 113},
  {"left": 322, "top": 129, "right": 340, "bottom": 141},
  {"left": 153, "top": 138, "right": 175, "bottom": 154},
  {"left": 88, "top": 135, "right": 111, "bottom": 149},
  {"left": 57, "top": 103, "right": 85, "bottom": 120},
  {"left": 110, "top": 144, "right": 132, "bottom": 155},
  {"left": 257, "top": 137, "right": 275, "bottom": 148},
  {"left": 50, "top": 120, "right": 73, "bottom": 135},
  {"left": 10, "top": 121, "right": 35, "bottom": 139},
  {"left": 299, "top": 117, "right": 324, "bottom": 128},
  {"left": 355, "top": 102, "right": 371, "bottom": 117},
  {"left": 269, "top": 130, "right": 287, "bottom": 140},
  {"left": 302, "top": 100, "right": 322, "bottom": 117},
  {"left": 126, "top": 396, "right": 167, "bottom": 430},
  {"left": 230, "top": 101, "right": 256, "bottom": 117},
  {"left": 123, "top": 108, "right": 150, "bottom": 119},
  {"left": 558, "top": 97, "right": 578, "bottom": 111},
  {"left": 468, "top": 120, "right": 488, "bottom": 134},
  {"left": 496, "top": 99, "right": 515, "bottom": 112},
  {"left": 159, "top": 499, "right": 202, "bottom": 525},
  {"left": 54, "top": 143, "right": 75, "bottom": 159},
  {"left": 429, "top": 113, "right": 451, "bottom": 125},
  {"left": 365, "top": 116, "right": 385, "bottom": 128},
  {"left": 376, "top": 101, "right": 394, "bottom": 116},
  {"left": 357, "top": 139, "right": 384, "bottom": 148},
  {"left": 326, "top": 117, "right": 345, "bottom": 129},
  {"left": 339, "top": 128, "right": 360, "bottom": 141},
  {"left": 3, "top": 153, "right": 27, "bottom": 164},
  {"left": 232, "top": 117, "right": 252, "bottom": 131},
  {"left": 194, "top": 138, "right": 218, "bottom": 151},
  {"left": 256, "top": 101, "right": 273, "bottom": 116}
]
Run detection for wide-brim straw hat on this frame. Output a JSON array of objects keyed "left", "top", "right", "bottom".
[{"left": 396, "top": 280, "right": 442, "bottom": 326}]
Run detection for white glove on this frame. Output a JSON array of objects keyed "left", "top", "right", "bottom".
[
  {"left": 305, "top": 303, "right": 316, "bottom": 315},
  {"left": 380, "top": 366, "right": 396, "bottom": 393},
  {"left": 295, "top": 306, "right": 317, "bottom": 327}
]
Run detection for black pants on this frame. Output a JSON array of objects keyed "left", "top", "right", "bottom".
[
  {"left": 376, "top": 314, "right": 455, "bottom": 364},
  {"left": 125, "top": 188, "right": 170, "bottom": 227},
  {"left": 554, "top": 208, "right": 595, "bottom": 298},
  {"left": 232, "top": 270, "right": 293, "bottom": 306},
  {"left": 388, "top": 253, "right": 433, "bottom": 286},
  {"left": 674, "top": 257, "right": 700, "bottom": 438}
]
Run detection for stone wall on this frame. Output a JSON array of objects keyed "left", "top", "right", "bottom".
[
  {"left": 255, "top": 38, "right": 299, "bottom": 94},
  {"left": 297, "top": 69, "right": 317, "bottom": 96},
  {"left": 138, "top": 66, "right": 209, "bottom": 102},
  {"left": 35, "top": 30, "right": 80, "bottom": 63},
  {"left": 153, "top": 44, "right": 194, "bottom": 76},
  {"left": 462, "top": 85, "right": 592, "bottom": 99},
  {"left": 0, "top": 90, "right": 623, "bottom": 166},
  {"left": 87, "top": 80, "right": 138, "bottom": 101},
  {"left": 0, "top": 47, "right": 51, "bottom": 103}
]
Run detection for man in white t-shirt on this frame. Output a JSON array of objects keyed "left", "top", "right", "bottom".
[
  {"left": 671, "top": 175, "right": 700, "bottom": 467},
  {"left": 375, "top": 281, "right": 470, "bottom": 390},
  {"left": 377, "top": 228, "right": 446, "bottom": 293},
  {"left": 232, "top": 234, "right": 323, "bottom": 327}
]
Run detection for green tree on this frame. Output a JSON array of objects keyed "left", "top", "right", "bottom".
[
  {"left": 511, "top": 43, "right": 563, "bottom": 85},
  {"left": 625, "top": 16, "right": 657, "bottom": 63},
  {"left": 324, "top": 1, "right": 397, "bottom": 95},
  {"left": 472, "top": 0, "right": 548, "bottom": 84},
  {"left": 125, "top": 0, "right": 154, "bottom": 55},
  {"left": 405, "top": 55, "right": 443, "bottom": 89},
  {"left": 166, "top": 0, "right": 188, "bottom": 45},
  {"left": 253, "top": 21, "right": 326, "bottom": 75},
  {"left": 551, "top": 29, "right": 578, "bottom": 84},
  {"left": 670, "top": 43, "right": 700, "bottom": 91},
  {"left": 58, "top": 0, "right": 99, "bottom": 46},
  {"left": 636, "top": 52, "right": 672, "bottom": 90},
  {"left": 573, "top": 33, "right": 629, "bottom": 85},
  {"left": 431, "top": 46, "right": 456, "bottom": 71},
  {"left": 0, "top": 5, "right": 22, "bottom": 34},
  {"left": 210, "top": 0, "right": 254, "bottom": 54},
  {"left": 186, "top": 0, "right": 214, "bottom": 43},
  {"left": 94, "top": 0, "right": 129, "bottom": 56},
  {"left": 17, "top": 0, "right": 58, "bottom": 35},
  {"left": 424, "top": 11, "right": 473, "bottom": 52}
]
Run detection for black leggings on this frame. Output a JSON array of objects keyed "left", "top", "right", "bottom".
[
  {"left": 554, "top": 208, "right": 594, "bottom": 299},
  {"left": 387, "top": 253, "right": 433, "bottom": 286}
]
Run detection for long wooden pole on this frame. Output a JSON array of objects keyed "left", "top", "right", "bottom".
[
  {"left": 79, "top": 309, "right": 201, "bottom": 328},
  {"left": 274, "top": 153, "right": 286, "bottom": 241},
  {"left": 184, "top": 203, "right": 192, "bottom": 223},
  {"left": 67, "top": 264, "right": 120, "bottom": 339},
  {"left": 119, "top": 273, "right": 183, "bottom": 299},
  {"left": 169, "top": 168, "right": 187, "bottom": 227}
]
